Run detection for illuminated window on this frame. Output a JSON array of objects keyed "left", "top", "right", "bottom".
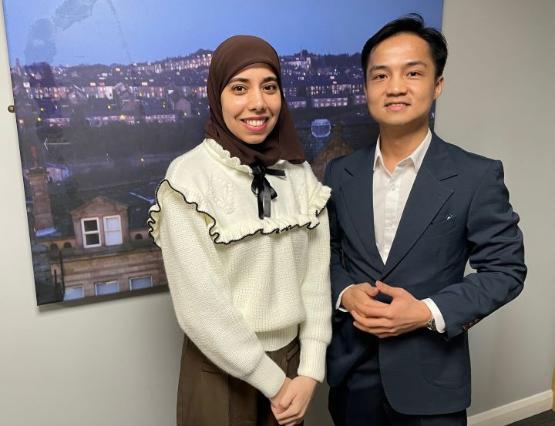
[
  {"left": 95, "top": 281, "right": 119, "bottom": 296},
  {"left": 103, "top": 215, "right": 123, "bottom": 246},
  {"left": 129, "top": 276, "right": 153, "bottom": 291},
  {"left": 64, "top": 286, "right": 84, "bottom": 301}
]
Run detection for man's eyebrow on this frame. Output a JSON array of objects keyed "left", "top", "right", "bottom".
[
  {"left": 368, "top": 64, "right": 389, "bottom": 73},
  {"left": 405, "top": 60, "right": 428, "bottom": 68},
  {"left": 368, "top": 61, "right": 429, "bottom": 73}
]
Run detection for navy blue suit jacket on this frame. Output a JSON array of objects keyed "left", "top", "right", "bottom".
[{"left": 324, "top": 133, "right": 526, "bottom": 415}]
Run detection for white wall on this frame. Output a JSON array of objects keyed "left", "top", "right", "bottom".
[
  {"left": 436, "top": 0, "right": 555, "bottom": 415},
  {"left": 0, "top": 5, "right": 182, "bottom": 424},
  {"left": 0, "top": 1, "right": 553, "bottom": 425}
]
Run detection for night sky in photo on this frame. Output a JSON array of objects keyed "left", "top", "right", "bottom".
[{"left": 3, "top": 0, "right": 443, "bottom": 66}]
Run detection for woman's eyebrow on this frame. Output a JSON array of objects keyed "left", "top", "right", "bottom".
[
  {"left": 227, "top": 77, "right": 249, "bottom": 84},
  {"left": 227, "top": 76, "right": 278, "bottom": 84}
]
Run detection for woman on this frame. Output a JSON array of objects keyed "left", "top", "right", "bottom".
[{"left": 148, "top": 35, "right": 331, "bottom": 426}]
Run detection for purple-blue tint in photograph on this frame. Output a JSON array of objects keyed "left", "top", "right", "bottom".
[{"left": 2, "top": 0, "right": 444, "bottom": 305}]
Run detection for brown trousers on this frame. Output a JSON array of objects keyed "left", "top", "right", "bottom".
[{"left": 177, "top": 337, "right": 302, "bottom": 426}]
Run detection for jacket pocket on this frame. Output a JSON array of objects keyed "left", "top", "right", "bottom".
[
  {"left": 425, "top": 213, "right": 458, "bottom": 239},
  {"left": 418, "top": 332, "right": 470, "bottom": 388}
]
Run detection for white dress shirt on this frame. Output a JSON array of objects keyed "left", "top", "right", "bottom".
[{"left": 336, "top": 129, "right": 446, "bottom": 333}]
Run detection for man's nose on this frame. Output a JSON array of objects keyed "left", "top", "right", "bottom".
[{"left": 386, "top": 74, "right": 407, "bottom": 95}]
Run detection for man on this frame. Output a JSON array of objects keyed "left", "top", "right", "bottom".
[{"left": 324, "top": 15, "right": 526, "bottom": 426}]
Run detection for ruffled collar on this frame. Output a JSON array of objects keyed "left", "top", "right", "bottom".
[{"left": 147, "top": 139, "right": 331, "bottom": 245}]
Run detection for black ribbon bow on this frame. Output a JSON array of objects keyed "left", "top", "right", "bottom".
[{"left": 250, "top": 161, "right": 285, "bottom": 219}]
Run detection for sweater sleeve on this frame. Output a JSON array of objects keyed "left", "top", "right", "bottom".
[
  {"left": 297, "top": 206, "right": 333, "bottom": 383},
  {"left": 151, "top": 181, "right": 286, "bottom": 398}
]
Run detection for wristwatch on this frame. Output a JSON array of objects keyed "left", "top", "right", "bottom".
[{"left": 426, "top": 315, "right": 437, "bottom": 332}]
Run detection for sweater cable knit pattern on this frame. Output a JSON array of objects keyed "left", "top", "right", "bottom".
[{"left": 147, "top": 138, "right": 332, "bottom": 398}]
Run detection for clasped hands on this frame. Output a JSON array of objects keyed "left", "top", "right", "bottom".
[
  {"left": 342, "top": 281, "right": 432, "bottom": 338},
  {"left": 270, "top": 375, "right": 317, "bottom": 425},
  {"left": 266, "top": 281, "right": 430, "bottom": 424}
]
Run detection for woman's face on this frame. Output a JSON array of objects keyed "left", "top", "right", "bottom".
[{"left": 220, "top": 63, "right": 282, "bottom": 144}]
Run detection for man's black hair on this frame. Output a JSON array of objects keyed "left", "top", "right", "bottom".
[{"left": 361, "top": 13, "right": 448, "bottom": 81}]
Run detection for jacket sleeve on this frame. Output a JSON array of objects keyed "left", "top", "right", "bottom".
[
  {"left": 297, "top": 207, "right": 332, "bottom": 382},
  {"left": 151, "top": 181, "right": 286, "bottom": 398},
  {"left": 324, "top": 158, "right": 357, "bottom": 309},
  {"left": 430, "top": 160, "right": 526, "bottom": 339}
]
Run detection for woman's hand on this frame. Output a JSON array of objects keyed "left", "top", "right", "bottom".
[
  {"left": 271, "top": 376, "right": 317, "bottom": 425},
  {"left": 270, "top": 377, "right": 292, "bottom": 408}
]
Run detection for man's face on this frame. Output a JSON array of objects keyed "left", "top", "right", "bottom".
[{"left": 364, "top": 32, "right": 444, "bottom": 131}]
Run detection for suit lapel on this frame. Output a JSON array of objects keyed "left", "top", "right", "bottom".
[
  {"left": 382, "top": 135, "right": 457, "bottom": 277},
  {"left": 339, "top": 144, "right": 385, "bottom": 271}
]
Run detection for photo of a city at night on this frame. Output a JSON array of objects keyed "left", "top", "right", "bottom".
[{"left": 2, "top": 0, "right": 443, "bottom": 305}]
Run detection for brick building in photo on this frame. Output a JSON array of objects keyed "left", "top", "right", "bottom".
[{"left": 26, "top": 166, "right": 166, "bottom": 304}]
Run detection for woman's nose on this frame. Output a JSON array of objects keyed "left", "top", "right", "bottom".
[{"left": 248, "top": 89, "right": 266, "bottom": 111}]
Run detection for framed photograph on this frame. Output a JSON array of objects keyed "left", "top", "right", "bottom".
[{"left": 2, "top": 0, "right": 443, "bottom": 305}]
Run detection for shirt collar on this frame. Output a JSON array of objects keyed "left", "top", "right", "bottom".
[{"left": 373, "top": 128, "right": 432, "bottom": 173}]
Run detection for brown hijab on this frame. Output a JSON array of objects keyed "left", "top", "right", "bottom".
[{"left": 204, "top": 35, "right": 305, "bottom": 167}]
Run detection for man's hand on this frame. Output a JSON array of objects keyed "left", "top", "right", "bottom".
[
  {"left": 271, "top": 376, "right": 317, "bottom": 425},
  {"left": 341, "top": 282, "right": 380, "bottom": 315},
  {"left": 351, "top": 281, "right": 432, "bottom": 338}
]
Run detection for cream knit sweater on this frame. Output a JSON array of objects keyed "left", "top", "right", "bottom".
[{"left": 148, "top": 138, "right": 332, "bottom": 398}]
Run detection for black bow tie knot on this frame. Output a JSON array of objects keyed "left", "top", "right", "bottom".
[{"left": 250, "top": 161, "right": 285, "bottom": 219}]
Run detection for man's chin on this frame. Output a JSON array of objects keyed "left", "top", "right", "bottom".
[{"left": 376, "top": 117, "right": 430, "bottom": 132}]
